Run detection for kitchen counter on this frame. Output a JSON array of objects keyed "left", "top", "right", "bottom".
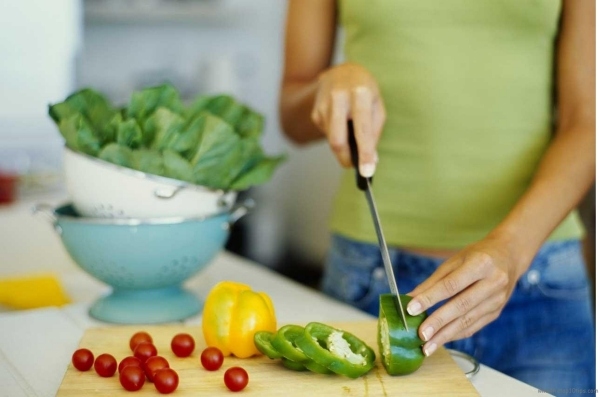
[{"left": 0, "top": 193, "right": 544, "bottom": 397}]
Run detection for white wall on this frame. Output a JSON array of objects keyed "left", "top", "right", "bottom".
[
  {"left": 0, "top": 0, "right": 81, "bottom": 188},
  {"left": 0, "top": 0, "right": 81, "bottom": 138}
]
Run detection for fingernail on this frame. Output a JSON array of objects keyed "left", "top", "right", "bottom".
[
  {"left": 407, "top": 300, "right": 422, "bottom": 316},
  {"left": 359, "top": 163, "right": 376, "bottom": 178},
  {"left": 424, "top": 342, "right": 437, "bottom": 357},
  {"left": 422, "top": 326, "right": 434, "bottom": 342}
]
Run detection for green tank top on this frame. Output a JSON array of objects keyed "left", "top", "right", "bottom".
[{"left": 330, "top": 0, "right": 585, "bottom": 249}]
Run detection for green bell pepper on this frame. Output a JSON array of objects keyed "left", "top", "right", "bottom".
[
  {"left": 282, "top": 357, "right": 308, "bottom": 371},
  {"left": 303, "top": 359, "right": 334, "bottom": 375},
  {"left": 295, "top": 322, "right": 376, "bottom": 379},
  {"left": 253, "top": 331, "right": 283, "bottom": 359},
  {"left": 271, "top": 325, "right": 310, "bottom": 363},
  {"left": 378, "top": 294, "right": 428, "bottom": 375}
]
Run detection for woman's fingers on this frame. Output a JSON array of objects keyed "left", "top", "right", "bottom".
[
  {"left": 416, "top": 276, "right": 503, "bottom": 343},
  {"left": 350, "top": 86, "right": 377, "bottom": 177},
  {"left": 407, "top": 256, "right": 485, "bottom": 316},
  {"left": 372, "top": 97, "right": 386, "bottom": 141},
  {"left": 422, "top": 311, "right": 499, "bottom": 357},
  {"left": 328, "top": 91, "right": 351, "bottom": 167}
]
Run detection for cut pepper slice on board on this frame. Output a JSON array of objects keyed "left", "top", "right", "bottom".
[
  {"left": 378, "top": 294, "right": 428, "bottom": 375},
  {"left": 281, "top": 357, "right": 307, "bottom": 371},
  {"left": 303, "top": 359, "right": 334, "bottom": 374},
  {"left": 254, "top": 331, "right": 283, "bottom": 360},
  {"left": 271, "top": 325, "right": 310, "bottom": 363},
  {"left": 295, "top": 322, "right": 375, "bottom": 379}
]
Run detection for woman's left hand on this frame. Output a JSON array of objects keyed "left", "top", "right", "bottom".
[{"left": 406, "top": 234, "right": 526, "bottom": 357}]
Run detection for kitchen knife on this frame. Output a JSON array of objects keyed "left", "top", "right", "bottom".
[{"left": 348, "top": 120, "right": 409, "bottom": 331}]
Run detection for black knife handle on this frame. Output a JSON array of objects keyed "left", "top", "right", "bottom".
[{"left": 348, "top": 120, "right": 371, "bottom": 191}]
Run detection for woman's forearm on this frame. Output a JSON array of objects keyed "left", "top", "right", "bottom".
[
  {"left": 490, "top": 124, "right": 595, "bottom": 275},
  {"left": 279, "top": 0, "right": 337, "bottom": 144}
]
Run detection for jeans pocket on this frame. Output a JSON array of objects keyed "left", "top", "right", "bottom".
[
  {"left": 532, "top": 241, "right": 591, "bottom": 300},
  {"left": 321, "top": 235, "right": 389, "bottom": 315}
]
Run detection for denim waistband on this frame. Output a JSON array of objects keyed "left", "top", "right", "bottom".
[{"left": 328, "top": 233, "right": 589, "bottom": 301}]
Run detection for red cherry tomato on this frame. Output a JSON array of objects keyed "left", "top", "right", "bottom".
[
  {"left": 224, "top": 367, "right": 249, "bottom": 392},
  {"left": 200, "top": 346, "right": 224, "bottom": 371},
  {"left": 171, "top": 333, "right": 195, "bottom": 357},
  {"left": 153, "top": 368, "right": 179, "bottom": 394},
  {"left": 129, "top": 331, "right": 153, "bottom": 351},
  {"left": 119, "top": 365, "right": 146, "bottom": 391},
  {"left": 118, "top": 356, "right": 142, "bottom": 373},
  {"left": 72, "top": 348, "right": 94, "bottom": 371},
  {"left": 133, "top": 342, "right": 157, "bottom": 362},
  {"left": 94, "top": 353, "right": 117, "bottom": 377},
  {"left": 143, "top": 355, "right": 170, "bottom": 382}
]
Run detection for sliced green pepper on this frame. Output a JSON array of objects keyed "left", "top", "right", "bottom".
[
  {"left": 254, "top": 331, "right": 282, "bottom": 359},
  {"left": 295, "top": 322, "right": 375, "bottom": 379},
  {"left": 282, "top": 357, "right": 307, "bottom": 371},
  {"left": 271, "top": 325, "right": 309, "bottom": 363},
  {"left": 303, "top": 359, "right": 334, "bottom": 374},
  {"left": 260, "top": 326, "right": 333, "bottom": 374},
  {"left": 378, "top": 294, "right": 428, "bottom": 376}
]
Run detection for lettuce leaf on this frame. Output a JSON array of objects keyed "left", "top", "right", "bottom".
[
  {"left": 144, "top": 108, "right": 185, "bottom": 151},
  {"left": 126, "top": 84, "right": 184, "bottom": 124},
  {"left": 229, "top": 155, "right": 286, "bottom": 191},
  {"left": 49, "top": 88, "right": 117, "bottom": 145},
  {"left": 163, "top": 149, "right": 195, "bottom": 183},
  {"left": 131, "top": 149, "right": 165, "bottom": 177},
  {"left": 98, "top": 143, "right": 133, "bottom": 168}
]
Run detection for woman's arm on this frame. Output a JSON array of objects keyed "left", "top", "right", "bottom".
[
  {"left": 406, "top": 0, "right": 595, "bottom": 355},
  {"left": 279, "top": 0, "right": 337, "bottom": 144},
  {"left": 493, "top": 0, "right": 596, "bottom": 267},
  {"left": 279, "top": 0, "right": 386, "bottom": 176}
]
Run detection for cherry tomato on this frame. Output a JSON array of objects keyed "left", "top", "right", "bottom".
[
  {"left": 118, "top": 356, "right": 142, "bottom": 373},
  {"left": 200, "top": 346, "right": 224, "bottom": 371},
  {"left": 72, "top": 348, "right": 94, "bottom": 371},
  {"left": 94, "top": 353, "right": 117, "bottom": 377},
  {"left": 134, "top": 342, "right": 157, "bottom": 362},
  {"left": 129, "top": 331, "right": 153, "bottom": 351},
  {"left": 143, "top": 355, "right": 170, "bottom": 382},
  {"left": 171, "top": 333, "right": 195, "bottom": 357},
  {"left": 119, "top": 365, "right": 146, "bottom": 391},
  {"left": 153, "top": 368, "right": 179, "bottom": 394},
  {"left": 224, "top": 367, "right": 249, "bottom": 392}
]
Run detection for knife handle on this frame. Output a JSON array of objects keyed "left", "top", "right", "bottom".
[{"left": 348, "top": 120, "right": 371, "bottom": 191}]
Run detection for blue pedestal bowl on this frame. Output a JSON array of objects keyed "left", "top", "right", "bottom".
[{"left": 34, "top": 202, "right": 251, "bottom": 324}]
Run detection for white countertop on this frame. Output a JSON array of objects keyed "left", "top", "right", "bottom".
[{"left": 0, "top": 192, "right": 544, "bottom": 397}]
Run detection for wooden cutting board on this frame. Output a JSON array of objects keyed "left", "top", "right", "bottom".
[{"left": 57, "top": 321, "right": 480, "bottom": 396}]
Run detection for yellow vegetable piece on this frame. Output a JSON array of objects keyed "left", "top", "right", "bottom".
[
  {"left": 202, "top": 281, "right": 276, "bottom": 358},
  {"left": 0, "top": 274, "right": 70, "bottom": 310}
]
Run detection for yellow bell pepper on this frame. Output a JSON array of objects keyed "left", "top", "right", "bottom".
[{"left": 202, "top": 281, "right": 277, "bottom": 358}]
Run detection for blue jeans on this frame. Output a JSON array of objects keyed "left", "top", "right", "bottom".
[{"left": 321, "top": 234, "right": 596, "bottom": 395}]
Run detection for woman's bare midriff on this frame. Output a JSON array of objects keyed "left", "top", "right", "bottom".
[{"left": 400, "top": 246, "right": 461, "bottom": 260}]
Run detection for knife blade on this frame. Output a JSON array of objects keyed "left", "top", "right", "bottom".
[{"left": 348, "top": 121, "right": 409, "bottom": 331}]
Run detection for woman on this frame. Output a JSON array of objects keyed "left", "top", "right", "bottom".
[{"left": 279, "top": 0, "right": 595, "bottom": 393}]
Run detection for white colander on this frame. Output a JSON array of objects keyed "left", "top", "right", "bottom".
[{"left": 63, "top": 147, "right": 237, "bottom": 218}]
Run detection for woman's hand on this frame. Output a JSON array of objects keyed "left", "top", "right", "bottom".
[
  {"left": 311, "top": 63, "right": 386, "bottom": 177},
  {"left": 406, "top": 234, "right": 527, "bottom": 356}
]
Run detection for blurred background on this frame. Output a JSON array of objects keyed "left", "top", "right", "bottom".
[
  {"left": 0, "top": 0, "right": 594, "bottom": 291},
  {"left": 0, "top": 0, "right": 346, "bottom": 288}
]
